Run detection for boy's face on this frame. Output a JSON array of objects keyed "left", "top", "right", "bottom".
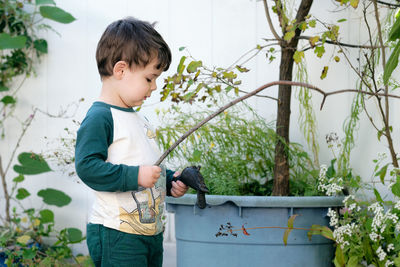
[{"left": 117, "top": 58, "right": 163, "bottom": 108}]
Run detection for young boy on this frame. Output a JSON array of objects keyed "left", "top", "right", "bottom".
[{"left": 75, "top": 17, "right": 188, "bottom": 267}]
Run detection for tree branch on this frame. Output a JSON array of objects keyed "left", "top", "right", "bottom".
[
  {"left": 155, "top": 80, "right": 400, "bottom": 165},
  {"left": 297, "top": 36, "right": 382, "bottom": 49},
  {"left": 375, "top": 0, "right": 400, "bottom": 8}
]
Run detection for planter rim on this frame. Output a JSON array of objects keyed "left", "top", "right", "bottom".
[{"left": 166, "top": 194, "right": 344, "bottom": 207}]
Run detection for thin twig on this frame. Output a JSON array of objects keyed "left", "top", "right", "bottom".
[
  {"left": 263, "top": 0, "right": 282, "bottom": 42},
  {"left": 0, "top": 156, "right": 10, "bottom": 222}
]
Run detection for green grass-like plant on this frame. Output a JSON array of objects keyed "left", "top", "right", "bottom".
[{"left": 156, "top": 103, "right": 321, "bottom": 196}]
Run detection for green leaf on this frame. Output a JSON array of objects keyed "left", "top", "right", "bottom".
[
  {"left": 283, "top": 228, "right": 292, "bottom": 246},
  {"left": 66, "top": 228, "right": 83, "bottom": 243},
  {"left": 33, "top": 39, "right": 48, "bottom": 53},
  {"left": 35, "top": 0, "right": 56, "bottom": 5},
  {"left": 307, "top": 224, "right": 334, "bottom": 241},
  {"left": 394, "top": 253, "right": 400, "bottom": 266},
  {"left": 177, "top": 56, "right": 186, "bottom": 74},
  {"left": 335, "top": 246, "right": 346, "bottom": 267},
  {"left": 222, "top": 71, "right": 237, "bottom": 80},
  {"left": 373, "top": 188, "right": 383, "bottom": 203},
  {"left": 287, "top": 214, "right": 298, "bottom": 228},
  {"left": 308, "top": 20, "right": 316, "bottom": 28},
  {"left": 0, "top": 33, "right": 27, "bottom": 50},
  {"left": 284, "top": 31, "right": 295, "bottom": 42},
  {"left": 375, "top": 164, "right": 388, "bottom": 184},
  {"left": 13, "top": 152, "right": 52, "bottom": 175},
  {"left": 337, "top": 19, "right": 347, "bottom": 23},
  {"left": 384, "top": 40, "right": 400, "bottom": 85},
  {"left": 363, "top": 237, "right": 373, "bottom": 262},
  {"left": 235, "top": 65, "right": 250, "bottom": 73},
  {"left": 389, "top": 16, "right": 400, "bottom": 41},
  {"left": 314, "top": 46, "right": 325, "bottom": 58},
  {"left": 225, "top": 85, "right": 233, "bottom": 93},
  {"left": 293, "top": 51, "right": 304, "bottom": 64},
  {"left": 320, "top": 66, "right": 329, "bottom": 80},
  {"left": 22, "top": 248, "right": 36, "bottom": 259},
  {"left": 347, "top": 256, "right": 359, "bottom": 267},
  {"left": 350, "top": 0, "right": 359, "bottom": 8},
  {"left": 13, "top": 174, "right": 25, "bottom": 183},
  {"left": 39, "top": 209, "right": 54, "bottom": 223},
  {"left": 1, "top": 95, "right": 16, "bottom": 105},
  {"left": 37, "top": 188, "right": 71, "bottom": 207},
  {"left": 309, "top": 36, "right": 319, "bottom": 46},
  {"left": 0, "top": 84, "right": 9, "bottom": 92},
  {"left": 16, "top": 188, "right": 30, "bottom": 200},
  {"left": 187, "top": 60, "right": 202, "bottom": 73},
  {"left": 392, "top": 181, "right": 400, "bottom": 198},
  {"left": 178, "top": 46, "right": 185, "bottom": 51},
  {"left": 39, "top": 6, "right": 76, "bottom": 24}
]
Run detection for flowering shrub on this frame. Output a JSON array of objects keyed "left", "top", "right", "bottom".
[{"left": 316, "top": 164, "right": 400, "bottom": 267}]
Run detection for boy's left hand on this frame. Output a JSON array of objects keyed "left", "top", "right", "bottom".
[{"left": 171, "top": 172, "right": 188, "bottom": 197}]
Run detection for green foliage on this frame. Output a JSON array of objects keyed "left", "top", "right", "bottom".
[
  {"left": 157, "top": 104, "right": 320, "bottom": 196},
  {"left": 0, "top": 0, "right": 75, "bottom": 134},
  {"left": 37, "top": 188, "right": 71, "bottom": 207},
  {"left": 0, "top": 152, "right": 87, "bottom": 266},
  {"left": 295, "top": 61, "right": 319, "bottom": 167},
  {"left": 39, "top": 6, "right": 76, "bottom": 24},
  {"left": 312, "top": 158, "right": 400, "bottom": 267},
  {"left": 0, "top": 2, "right": 85, "bottom": 265},
  {"left": 13, "top": 152, "right": 52, "bottom": 175},
  {"left": 162, "top": 55, "right": 241, "bottom": 105}
]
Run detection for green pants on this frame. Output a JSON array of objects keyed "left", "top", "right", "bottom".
[{"left": 86, "top": 224, "right": 163, "bottom": 267}]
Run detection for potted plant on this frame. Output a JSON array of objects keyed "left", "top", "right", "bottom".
[
  {"left": 157, "top": 104, "right": 344, "bottom": 267},
  {"left": 155, "top": 1, "right": 400, "bottom": 266}
]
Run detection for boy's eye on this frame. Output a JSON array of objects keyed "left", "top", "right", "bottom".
[{"left": 146, "top": 78, "right": 152, "bottom": 83}]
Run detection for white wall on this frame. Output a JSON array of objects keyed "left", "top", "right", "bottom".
[{"left": 1, "top": 0, "right": 398, "bottom": 255}]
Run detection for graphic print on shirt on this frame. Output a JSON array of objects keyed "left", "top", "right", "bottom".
[
  {"left": 118, "top": 171, "right": 166, "bottom": 235},
  {"left": 118, "top": 119, "right": 166, "bottom": 235}
]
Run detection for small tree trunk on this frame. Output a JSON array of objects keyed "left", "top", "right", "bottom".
[
  {"left": 272, "top": 49, "right": 295, "bottom": 196},
  {"left": 272, "top": 0, "right": 313, "bottom": 196}
]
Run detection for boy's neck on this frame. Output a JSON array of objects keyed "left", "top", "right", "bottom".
[{"left": 99, "top": 78, "right": 127, "bottom": 108}]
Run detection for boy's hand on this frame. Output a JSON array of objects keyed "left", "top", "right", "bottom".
[
  {"left": 138, "top": 165, "right": 161, "bottom": 188},
  {"left": 171, "top": 171, "right": 188, "bottom": 197}
]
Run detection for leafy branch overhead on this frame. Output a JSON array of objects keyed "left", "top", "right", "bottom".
[{"left": 0, "top": 0, "right": 75, "bottom": 106}]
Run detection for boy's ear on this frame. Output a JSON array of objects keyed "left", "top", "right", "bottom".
[{"left": 113, "top": 61, "right": 128, "bottom": 79}]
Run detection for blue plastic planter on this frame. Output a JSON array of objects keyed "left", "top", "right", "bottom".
[{"left": 166, "top": 194, "right": 343, "bottom": 267}]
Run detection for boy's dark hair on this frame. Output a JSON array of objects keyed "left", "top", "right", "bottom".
[{"left": 96, "top": 17, "right": 171, "bottom": 78}]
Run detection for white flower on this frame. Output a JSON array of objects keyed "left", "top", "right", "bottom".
[
  {"left": 385, "top": 211, "right": 398, "bottom": 224},
  {"left": 349, "top": 203, "right": 357, "bottom": 211},
  {"left": 376, "top": 246, "right": 387, "bottom": 261},
  {"left": 319, "top": 165, "right": 327, "bottom": 177},
  {"left": 394, "top": 200, "right": 400, "bottom": 210},
  {"left": 327, "top": 208, "right": 338, "bottom": 227},
  {"left": 343, "top": 195, "right": 354, "bottom": 205},
  {"left": 369, "top": 231, "right": 381, "bottom": 242},
  {"left": 333, "top": 223, "right": 357, "bottom": 249},
  {"left": 387, "top": 243, "right": 394, "bottom": 252},
  {"left": 385, "top": 260, "right": 394, "bottom": 267}
]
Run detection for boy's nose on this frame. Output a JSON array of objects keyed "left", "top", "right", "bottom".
[{"left": 151, "top": 81, "right": 157, "bottom": 91}]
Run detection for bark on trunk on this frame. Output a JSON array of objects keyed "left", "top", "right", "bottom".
[{"left": 272, "top": 0, "right": 313, "bottom": 196}]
